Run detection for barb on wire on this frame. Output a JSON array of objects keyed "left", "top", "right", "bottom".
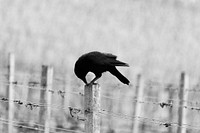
[
  {"left": 182, "top": 105, "right": 200, "bottom": 112},
  {"left": 68, "top": 107, "right": 86, "bottom": 121},
  {"left": 0, "top": 96, "right": 81, "bottom": 112},
  {"left": 0, "top": 97, "right": 42, "bottom": 110},
  {"left": 162, "top": 123, "right": 172, "bottom": 127},
  {"left": 1, "top": 97, "right": 8, "bottom": 101},
  {"left": 79, "top": 92, "right": 84, "bottom": 96},
  {"left": 102, "top": 94, "right": 174, "bottom": 109},
  {"left": 57, "top": 90, "right": 65, "bottom": 98},
  {"left": 100, "top": 109, "right": 200, "bottom": 131},
  {"left": 159, "top": 102, "right": 173, "bottom": 108},
  {"left": 69, "top": 107, "right": 82, "bottom": 117},
  {"left": 25, "top": 102, "right": 40, "bottom": 110},
  {"left": 12, "top": 81, "right": 18, "bottom": 85},
  {"left": 13, "top": 100, "right": 23, "bottom": 105},
  {"left": 28, "top": 81, "right": 40, "bottom": 87}
]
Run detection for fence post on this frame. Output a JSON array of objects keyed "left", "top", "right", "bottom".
[
  {"left": 61, "top": 74, "right": 69, "bottom": 125},
  {"left": 7, "top": 53, "right": 15, "bottom": 133},
  {"left": 106, "top": 89, "right": 114, "bottom": 133},
  {"left": 132, "top": 74, "right": 144, "bottom": 133},
  {"left": 167, "top": 84, "right": 175, "bottom": 133},
  {"left": 177, "top": 72, "right": 189, "bottom": 133},
  {"left": 84, "top": 84, "right": 100, "bottom": 133},
  {"left": 39, "top": 65, "right": 53, "bottom": 133}
]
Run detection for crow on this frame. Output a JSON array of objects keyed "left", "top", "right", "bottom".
[{"left": 74, "top": 51, "right": 130, "bottom": 85}]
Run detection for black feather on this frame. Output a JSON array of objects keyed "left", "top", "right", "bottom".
[{"left": 74, "top": 51, "right": 130, "bottom": 85}]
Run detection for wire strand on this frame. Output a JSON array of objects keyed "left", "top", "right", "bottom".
[
  {"left": 1, "top": 80, "right": 200, "bottom": 107},
  {"left": 1, "top": 80, "right": 200, "bottom": 109},
  {"left": 0, "top": 117, "right": 84, "bottom": 133},
  {"left": 100, "top": 109, "right": 200, "bottom": 130}
]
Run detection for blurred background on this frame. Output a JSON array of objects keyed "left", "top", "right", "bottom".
[{"left": 0, "top": 0, "right": 200, "bottom": 133}]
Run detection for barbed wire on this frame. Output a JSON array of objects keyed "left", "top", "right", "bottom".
[
  {"left": 0, "top": 120, "right": 44, "bottom": 132},
  {"left": 0, "top": 80, "right": 199, "bottom": 106},
  {"left": 0, "top": 83, "right": 200, "bottom": 131},
  {"left": 0, "top": 96, "right": 83, "bottom": 112},
  {"left": 0, "top": 117, "right": 84, "bottom": 133},
  {"left": 2, "top": 73, "right": 200, "bottom": 92},
  {"left": 1, "top": 79, "right": 200, "bottom": 113},
  {"left": 2, "top": 105, "right": 200, "bottom": 132},
  {"left": 0, "top": 73, "right": 67, "bottom": 83},
  {"left": 64, "top": 106, "right": 200, "bottom": 131},
  {"left": 101, "top": 94, "right": 200, "bottom": 112},
  {"left": 0, "top": 95, "right": 177, "bottom": 112},
  {"left": 1, "top": 92, "right": 200, "bottom": 121},
  {"left": 100, "top": 109, "right": 200, "bottom": 130},
  {"left": 0, "top": 81, "right": 80, "bottom": 99},
  {"left": 1, "top": 81, "right": 200, "bottom": 113}
]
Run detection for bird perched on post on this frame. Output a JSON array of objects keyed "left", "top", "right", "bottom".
[{"left": 74, "top": 51, "right": 130, "bottom": 85}]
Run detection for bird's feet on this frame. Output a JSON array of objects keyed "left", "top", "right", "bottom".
[{"left": 86, "top": 82, "right": 98, "bottom": 86}]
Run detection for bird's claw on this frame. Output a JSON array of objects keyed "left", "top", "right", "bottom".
[{"left": 86, "top": 82, "right": 98, "bottom": 86}]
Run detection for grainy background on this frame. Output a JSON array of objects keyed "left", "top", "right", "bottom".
[
  {"left": 1, "top": 0, "right": 200, "bottom": 81},
  {"left": 0, "top": 0, "right": 200, "bottom": 133}
]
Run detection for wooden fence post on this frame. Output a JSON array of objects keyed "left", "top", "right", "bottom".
[
  {"left": 61, "top": 74, "right": 69, "bottom": 125},
  {"left": 106, "top": 88, "right": 114, "bottom": 133},
  {"left": 177, "top": 72, "right": 189, "bottom": 133},
  {"left": 39, "top": 65, "right": 53, "bottom": 133},
  {"left": 7, "top": 53, "right": 15, "bottom": 133},
  {"left": 167, "top": 84, "right": 175, "bottom": 133},
  {"left": 132, "top": 74, "right": 144, "bottom": 133},
  {"left": 84, "top": 84, "right": 100, "bottom": 133}
]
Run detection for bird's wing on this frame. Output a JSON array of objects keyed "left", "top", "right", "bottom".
[
  {"left": 103, "top": 53, "right": 129, "bottom": 66},
  {"left": 103, "top": 53, "right": 117, "bottom": 59},
  {"left": 88, "top": 53, "right": 129, "bottom": 67},
  {"left": 108, "top": 59, "right": 129, "bottom": 67}
]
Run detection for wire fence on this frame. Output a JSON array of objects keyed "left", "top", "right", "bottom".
[
  {"left": 0, "top": 88, "right": 200, "bottom": 130},
  {"left": 1, "top": 80, "right": 200, "bottom": 113},
  {"left": 1, "top": 54, "right": 200, "bottom": 133},
  {"left": 1, "top": 96, "right": 200, "bottom": 132},
  {"left": 0, "top": 95, "right": 200, "bottom": 131}
]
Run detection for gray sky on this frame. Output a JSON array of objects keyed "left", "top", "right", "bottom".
[{"left": 0, "top": 0, "right": 200, "bottom": 83}]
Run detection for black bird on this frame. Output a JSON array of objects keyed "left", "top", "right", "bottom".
[{"left": 74, "top": 51, "right": 130, "bottom": 85}]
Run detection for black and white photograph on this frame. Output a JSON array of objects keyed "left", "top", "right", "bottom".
[{"left": 0, "top": 0, "right": 200, "bottom": 133}]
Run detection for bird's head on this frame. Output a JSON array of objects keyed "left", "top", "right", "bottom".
[
  {"left": 74, "top": 62, "right": 88, "bottom": 84},
  {"left": 75, "top": 73, "right": 87, "bottom": 84},
  {"left": 75, "top": 72, "right": 87, "bottom": 84}
]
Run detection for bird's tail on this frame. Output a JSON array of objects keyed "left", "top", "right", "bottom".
[
  {"left": 110, "top": 60, "right": 129, "bottom": 67},
  {"left": 109, "top": 67, "right": 130, "bottom": 85}
]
